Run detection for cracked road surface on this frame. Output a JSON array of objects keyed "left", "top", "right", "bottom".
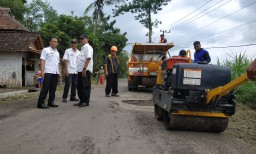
[{"left": 0, "top": 79, "right": 255, "bottom": 154}]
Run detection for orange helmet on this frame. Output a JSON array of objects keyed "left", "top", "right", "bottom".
[{"left": 110, "top": 46, "right": 118, "bottom": 52}]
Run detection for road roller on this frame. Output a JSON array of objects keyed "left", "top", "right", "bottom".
[{"left": 153, "top": 53, "right": 253, "bottom": 132}]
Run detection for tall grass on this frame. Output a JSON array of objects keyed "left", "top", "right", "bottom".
[{"left": 217, "top": 52, "right": 256, "bottom": 109}]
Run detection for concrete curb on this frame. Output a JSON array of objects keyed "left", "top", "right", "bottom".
[{"left": 0, "top": 90, "right": 29, "bottom": 99}]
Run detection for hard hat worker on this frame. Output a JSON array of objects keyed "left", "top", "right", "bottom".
[
  {"left": 193, "top": 41, "right": 211, "bottom": 63},
  {"left": 159, "top": 34, "right": 167, "bottom": 43},
  {"left": 104, "top": 46, "right": 120, "bottom": 97}
]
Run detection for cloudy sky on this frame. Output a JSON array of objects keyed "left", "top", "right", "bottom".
[{"left": 27, "top": 0, "right": 256, "bottom": 63}]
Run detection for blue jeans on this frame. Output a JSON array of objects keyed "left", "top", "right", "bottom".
[{"left": 62, "top": 74, "right": 78, "bottom": 99}]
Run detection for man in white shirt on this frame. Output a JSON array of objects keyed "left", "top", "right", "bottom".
[
  {"left": 74, "top": 34, "right": 93, "bottom": 107},
  {"left": 37, "top": 37, "right": 61, "bottom": 109},
  {"left": 62, "top": 39, "right": 80, "bottom": 102}
]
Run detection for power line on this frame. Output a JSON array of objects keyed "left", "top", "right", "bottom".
[
  {"left": 173, "top": 0, "right": 256, "bottom": 42},
  {"left": 161, "top": 0, "right": 213, "bottom": 30},
  {"left": 205, "top": 43, "right": 256, "bottom": 49},
  {"left": 199, "top": 19, "right": 256, "bottom": 40},
  {"left": 156, "top": 0, "right": 214, "bottom": 38},
  {"left": 171, "top": 0, "right": 232, "bottom": 30},
  {"left": 173, "top": 43, "right": 256, "bottom": 49}
]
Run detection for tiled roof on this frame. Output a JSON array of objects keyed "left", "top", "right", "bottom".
[
  {"left": 0, "top": 31, "right": 44, "bottom": 53},
  {"left": 0, "top": 7, "right": 28, "bottom": 31}
]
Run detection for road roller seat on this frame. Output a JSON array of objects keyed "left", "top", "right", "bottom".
[{"left": 165, "top": 56, "right": 190, "bottom": 70}]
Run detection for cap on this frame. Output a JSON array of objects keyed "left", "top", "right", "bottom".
[
  {"left": 179, "top": 49, "right": 186, "bottom": 56},
  {"left": 110, "top": 46, "right": 118, "bottom": 52},
  {"left": 79, "top": 34, "right": 88, "bottom": 39},
  {"left": 193, "top": 41, "right": 201, "bottom": 46},
  {"left": 71, "top": 39, "right": 77, "bottom": 43},
  {"left": 160, "top": 34, "right": 164, "bottom": 36}
]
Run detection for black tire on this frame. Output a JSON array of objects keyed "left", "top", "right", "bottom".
[
  {"left": 163, "top": 110, "right": 171, "bottom": 130},
  {"left": 128, "top": 81, "right": 132, "bottom": 91},
  {"left": 154, "top": 105, "right": 163, "bottom": 121}
]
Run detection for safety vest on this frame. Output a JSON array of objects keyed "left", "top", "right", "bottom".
[{"left": 106, "top": 54, "right": 118, "bottom": 73}]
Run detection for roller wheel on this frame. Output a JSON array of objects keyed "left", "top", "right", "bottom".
[
  {"left": 154, "top": 105, "right": 163, "bottom": 121},
  {"left": 128, "top": 81, "right": 132, "bottom": 91}
]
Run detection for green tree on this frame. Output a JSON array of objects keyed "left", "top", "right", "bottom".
[
  {"left": 0, "top": 0, "right": 27, "bottom": 22},
  {"left": 113, "top": 0, "right": 171, "bottom": 42},
  {"left": 24, "top": 0, "right": 58, "bottom": 31},
  {"left": 39, "top": 15, "right": 91, "bottom": 56},
  {"left": 84, "top": 0, "right": 124, "bottom": 34}
]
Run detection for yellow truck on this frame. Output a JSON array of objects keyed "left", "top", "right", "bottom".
[{"left": 127, "top": 43, "right": 174, "bottom": 91}]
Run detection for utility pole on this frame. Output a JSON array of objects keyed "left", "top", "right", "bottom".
[{"left": 160, "top": 29, "right": 171, "bottom": 36}]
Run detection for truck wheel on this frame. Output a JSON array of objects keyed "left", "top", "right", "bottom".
[
  {"left": 154, "top": 105, "right": 163, "bottom": 121},
  {"left": 163, "top": 110, "right": 171, "bottom": 130},
  {"left": 128, "top": 81, "right": 132, "bottom": 91}
]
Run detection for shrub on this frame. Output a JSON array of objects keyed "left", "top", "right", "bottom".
[{"left": 217, "top": 52, "right": 256, "bottom": 108}]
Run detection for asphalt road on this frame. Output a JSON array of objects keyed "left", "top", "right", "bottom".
[{"left": 0, "top": 79, "right": 255, "bottom": 154}]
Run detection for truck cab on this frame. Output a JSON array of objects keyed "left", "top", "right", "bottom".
[{"left": 127, "top": 43, "right": 174, "bottom": 91}]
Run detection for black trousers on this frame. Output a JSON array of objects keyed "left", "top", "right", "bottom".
[
  {"left": 38, "top": 73, "right": 59, "bottom": 105},
  {"left": 77, "top": 71, "right": 91, "bottom": 103},
  {"left": 62, "top": 74, "right": 78, "bottom": 98},
  {"left": 105, "top": 73, "right": 118, "bottom": 95}
]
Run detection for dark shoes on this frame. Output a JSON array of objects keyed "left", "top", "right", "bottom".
[
  {"left": 111, "top": 93, "right": 119, "bottom": 97},
  {"left": 78, "top": 103, "right": 89, "bottom": 107},
  {"left": 47, "top": 103, "right": 59, "bottom": 107},
  {"left": 37, "top": 103, "right": 49, "bottom": 109},
  {"left": 74, "top": 101, "right": 89, "bottom": 107},
  {"left": 70, "top": 97, "right": 79, "bottom": 101},
  {"left": 74, "top": 101, "right": 83, "bottom": 106},
  {"left": 62, "top": 98, "right": 68, "bottom": 103}
]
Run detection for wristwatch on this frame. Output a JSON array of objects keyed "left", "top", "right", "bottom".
[{"left": 83, "top": 67, "right": 87, "bottom": 70}]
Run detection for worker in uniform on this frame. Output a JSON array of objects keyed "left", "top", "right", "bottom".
[
  {"left": 104, "top": 46, "right": 120, "bottom": 97},
  {"left": 160, "top": 34, "right": 168, "bottom": 69},
  {"left": 37, "top": 37, "right": 61, "bottom": 109},
  {"left": 62, "top": 39, "right": 80, "bottom": 102},
  {"left": 247, "top": 59, "right": 256, "bottom": 80},
  {"left": 193, "top": 41, "right": 211, "bottom": 63},
  {"left": 159, "top": 34, "right": 167, "bottom": 43},
  {"left": 74, "top": 34, "right": 93, "bottom": 107}
]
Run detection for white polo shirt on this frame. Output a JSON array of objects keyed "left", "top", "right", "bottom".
[
  {"left": 40, "top": 47, "right": 60, "bottom": 74},
  {"left": 77, "top": 43, "right": 93, "bottom": 73},
  {"left": 63, "top": 48, "right": 80, "bottom": 74}
]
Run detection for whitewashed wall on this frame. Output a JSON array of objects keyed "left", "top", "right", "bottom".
[{"left": 0, "top": 53, "right": 22, "bottom": 87}]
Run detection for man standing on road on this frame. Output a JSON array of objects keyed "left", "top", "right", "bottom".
[
  {"left": 37, "top": 37, "right": 61, "bottom": 109},
  {"left": 74, "top": 34, "right": 93, "bottom": 107},
  {"left": 62, "top": 39, "right": 80, "bottom": 102},
  {"left": 104, "top": 46, "right": 120, "bottom": 97},
  {"left": 193, "top": 41, "right": 211, "bottom": 63}
]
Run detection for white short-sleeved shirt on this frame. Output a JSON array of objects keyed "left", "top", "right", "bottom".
[
  {"left": 77, "top": 43, "right": 93, "bottom": 73},
  {"left": 63, "top": 48, "right": 80, "bottom": 74},
  {"left": 40, "top": 47, "right": 60, "bottom": 74}
]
